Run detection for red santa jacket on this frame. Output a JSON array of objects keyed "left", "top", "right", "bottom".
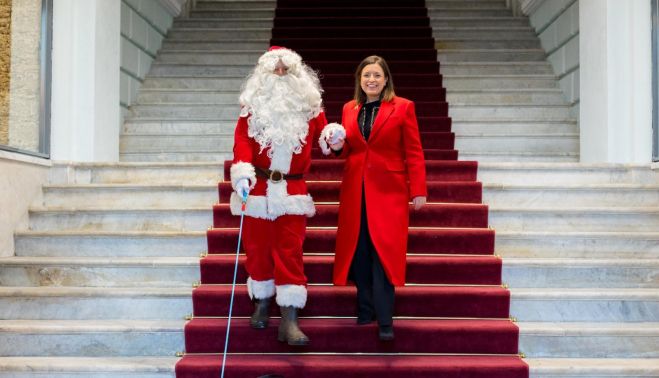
[
  {"left": 333, "top": 96, "right": 427, "bottom": 286},
  {"left": 230, "top": 112, "right": 329, "bottom": 220}
]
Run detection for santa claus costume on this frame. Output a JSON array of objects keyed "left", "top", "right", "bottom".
[{"left": 229, "top": 46, "right": 338, "bottom": 345}]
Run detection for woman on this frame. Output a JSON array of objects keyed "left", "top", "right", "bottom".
[{"left": 327, "top": 56, "right": 427, "bottom": 341}]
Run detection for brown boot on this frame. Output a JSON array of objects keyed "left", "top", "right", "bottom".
[
  {"left": 277, "top": 306, "right": 310, "bottom": 346},
  {"left": 250, "top": 297, "right": 272, "bottom": 329}
]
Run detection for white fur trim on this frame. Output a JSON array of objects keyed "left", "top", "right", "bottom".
[
  {"left": 230, "top": 192, "right": 315, "bottom": 220},
  {"left": 269, "top": 142, "right": 293, "bottom": 174},
  {"left": 247, "top": 277, "right": 275, "bottom": 300},
  {"left": 318, "top": 123, "right": 345, "bottom": 155},
  {"left": 230, "top": 161, "right": 256, "bottom": 191},
  {"left": 276, "top": 284, "right": 307, "bottom": 308}
]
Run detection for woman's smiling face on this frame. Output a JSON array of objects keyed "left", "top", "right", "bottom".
[{"left": 360, "top": 63, "right": 387, "bottom": 102}]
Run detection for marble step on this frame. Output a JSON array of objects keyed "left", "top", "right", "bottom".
[
  {"left": 476, "top": 163, "right": 657, "bottom": 185},
  {"left": 489, "top": 206, "right": 659, "bottom": 232},
  {"left": 452, "top": 120, "right": 577, "bottom": 134},
  {"left": 443, "top": 75, "right": 558, "bottom": 90},
  {"left": 455, "top": 134, "right": 579, "bottom": 153},
  {"left": 42, "top": 184, "right": 217, "bottom": 209},
  {"left": 0, "top": 357, "right": 175, "bottom": 378},
  {"left": 446, "top": 89, "right": 566, "bottom": 104},
  {"left": 459, "top": 152, "right": 579, "bottom": 162},
  {"left": 189, "top": 9, "right": 275, "bottom": 18},
  {"left": 173, "top": 18, "right": 273, "bottom": 28},
  {"left": 0, "top": 320, "right": 184, "bottom": 357},
  {"left": 518, "top": 322, "right": 659, "bottom": 358},
  {"left": 0, "top": 256, "right": 656, "bottom": 289},
  {"left": 430, "top": 17, "right": 530, "bottom": 28},
  {"left": 122, "top": 120, "right": 238, "bottom": 134},
  {"left": 166, "top": 29, "right": 270, "bottom": 40},
  {"left": 146, "top": 62, "right": 254, "bottom": 77},
  {"left": 435, "top": 39, "right": 541, "bottom": 49},
  {"left": 450, "top": 105, "right": 571, "bottom": 120},
  {"left": 161, "top": 39, "right": 270, "bottom": 51},
  {"left": 27, "top": 208, "right": 213, "bottom": 232},
  {"left": 0, "top": 357, "right": 658, "bottom": 378},
  {"left": 0, "top": 285, "right": 656, "bottom": 321},
  {"left": 48, "top": 162, "right": 222, "bottom": 185},
  {"left": 194, "top": 0, "right": 275, "bottom": 10},
  {"left": 14, "top": 231, "right": 207, "bottom": 258},
  {"left": 120, "top": 134, "right": 234, "bottom": 152},
  {"left": 496, "top": 231, "right": 659, "bottom": 259},
  {"left": 0, "top": 286, "right": 192, "bottom": 320},
  {"left": 128, "top": 104, "right": 241, "bottom": 119},
  {"left": 427, "top": 9, "right": 512, "bottom": 17},
  {"left": 140, "top": 76, "right": 245, "bottom": 90},
  {"left": 433, "top": 27, "right": 536, "bottom": 39},
  {"left": 437, "top": 49, "right": 546, "bottom": 62},
  {"left": 135, "top": 90, "right": 240, "bottom": 105},
  {"left": 441, "top": 62, "right": 554, "bottom": 75},
  {"left": 119, "top": 151, "right": 232, "bottom": 163}
]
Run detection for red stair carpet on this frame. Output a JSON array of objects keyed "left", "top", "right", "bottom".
[{"left": 176, "top": 0, "right": 529, "bottom": 376}]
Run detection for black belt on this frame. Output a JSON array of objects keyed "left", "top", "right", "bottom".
[{"left": 254, "top": 166, "right": 304, "bottom": 183}]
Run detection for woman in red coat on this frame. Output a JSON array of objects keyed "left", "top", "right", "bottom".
[{"left": 326, "top": 56, "right": 427, "bottom": 341}]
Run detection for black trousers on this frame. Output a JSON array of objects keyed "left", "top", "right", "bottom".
[{"left": 348, "top": 189, "right": 395, "bottom": 326}]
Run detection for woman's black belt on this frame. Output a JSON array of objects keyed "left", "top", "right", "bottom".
[{"left": 254, "top": 166, "right": 304, "bottom": 183}]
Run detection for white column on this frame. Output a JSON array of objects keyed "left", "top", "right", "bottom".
[
  {"left": 51, "top": 0, "right": 121, "bottom": 162},
  {"left": 579, "top": 0, "right": 653, "bottom": 163}
]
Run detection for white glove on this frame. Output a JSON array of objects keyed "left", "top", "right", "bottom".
[
  {"left": 328, "top": 128, "right": 346, "bottom": 145},
  {"left": 235, "top": 178, "right": 250, "bottom": 199}
]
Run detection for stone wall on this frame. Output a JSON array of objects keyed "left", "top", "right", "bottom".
[
  {"left": 8, "top": 0, "right": 41, "bottom": 152},
  {"left": 0, "top": 0, "right": 11, "bottom": 146}
]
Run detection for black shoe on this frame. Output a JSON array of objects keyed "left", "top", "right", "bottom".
[
  {"left": 249, "top": 297, "right": 272, "bottom": 329},
  {"left": 378, "top": 325, "right": 394, "bottom": 341}
]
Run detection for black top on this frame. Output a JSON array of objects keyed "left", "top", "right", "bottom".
[{"left": 358, "top": 100, "right": 381, "bottom": 141}]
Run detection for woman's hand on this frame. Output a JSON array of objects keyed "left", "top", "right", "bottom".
[{"left": 412, "top": 196, "right": 426, "bottom": 210}]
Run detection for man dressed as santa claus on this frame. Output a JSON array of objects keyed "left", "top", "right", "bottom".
[{"left": 229, "top": 46, "right": 344, "bottom": 345}]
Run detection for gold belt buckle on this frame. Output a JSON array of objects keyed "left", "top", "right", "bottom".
[{"left": 269, "top": 170, "right": 283, "bottom": 183}]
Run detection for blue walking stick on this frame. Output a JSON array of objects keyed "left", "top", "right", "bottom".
[{"left": 220, "top": 191, "right": 248, "bottom": 378}]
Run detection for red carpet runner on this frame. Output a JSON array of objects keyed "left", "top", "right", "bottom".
[{"left": 176, "top": 0, "right": 529, "bottom": 376}]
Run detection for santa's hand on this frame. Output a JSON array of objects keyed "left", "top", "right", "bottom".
[
  {"left": 235, "top": 178, "right": 251, "bottom": 199},
  {"left": 412, "top": 196, "right": 426, "bottom": 210},
  {"left": 328, "top": 129, "right": 346, "bottom": 151}
]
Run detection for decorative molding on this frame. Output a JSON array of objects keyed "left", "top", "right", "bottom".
[
  {"left": 521, "top": 0, "right": 546, "bottom": 15},
  {"left": 158, "top": 0, "right": 186, "bottom": 16}
]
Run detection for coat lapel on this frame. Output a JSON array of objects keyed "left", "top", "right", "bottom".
[{"left": 368, "top": 100, "right": 394, "bottom": 142}]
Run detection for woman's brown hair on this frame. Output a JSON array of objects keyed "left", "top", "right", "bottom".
[{"left": 353, "top": 55, "right": 396, "bottom": 105}]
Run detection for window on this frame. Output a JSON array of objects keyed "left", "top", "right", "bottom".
[{"left": 653, "top": 0, "right": 659, "bottom": 161}]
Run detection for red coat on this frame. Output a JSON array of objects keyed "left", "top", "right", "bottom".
[{"left": 333, "top": 97, "right": 427, "bottom": 286}]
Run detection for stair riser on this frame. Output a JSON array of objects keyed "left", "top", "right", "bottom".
[
  {"left": 14, "top": 234, "right": 206, "bottom": 258},
  {"left": 478, "top": 168, "right": 641, "bottom": 185},
  {"left": 485, "top": 188, "right": 659, "bottom": 208},
  {"left": 28, "top": 211, "right": 213, "bottom": 232},
  {"left": 438, "top": 51, "right": 546, "bottom": 62},
  {"left": 456, "top": 137, "right": 578, "bottom": 153},
  {"left": 502, "top": 265, "right": 659, "bottom": 288},
  {"left": 0, "top": 296, "right": 192, "bottom": 320},
  {"left": 519, "top": 334, "right": 659, "bottom": 358},
  {"left": 135, "top": 91, "right": 240, "bottom": 104},
  {"left": 428, "top": 9, "right": 512, "bottom": 17},
  {"left": 42, "top": 188, "right": 217, "bottom": 209},
  {"left": 450, "top": 106, "right": 571, "bottom": 120},
  {"left": 460, "top": 154, "right": 579, "bottom": 162},
  {"left": 427, "top": 0, "right": 508, "bottom": 8},
  {"left": 166, "top": 30, "right": 270, "bottom": 40},
  {"left": 490, "top": 211, "right": 659, "bottom": 232},
  {"left": 119, "top": 152, "right": 232, "bottom": 162},
  {"left": 447, "top": 92, "right": 565, "bottom": 104},
  {"left": 453, "top": 122, "right": 577, "bottom": 134},
  {"left": 156, "top": 52, "right": 264, "bottom": 66},
  {"left": 195, "top": 1, "right": 275, "bottom": 10},
  {"left": 0, "top": 331, "right": 183, "bottom": 357},
  {"left": 431, "top": 19, "right": 530, "bottom": 28},
  {"left": 173, "top": 19, "right": 273, "bottom": 28},
  {"left": 140, "top": 77, "right": 245, "bottom": 90},
  {"left": 121, "top": 136, "right": 232, "bottom": 151},
  {"left": 161, "top": 41, "right": 270, "bottom": 51},
  {"left": 189, "top": 10, "right": 275, "bottom": 18},
  {"left": 433, "top": 30, "right": 536, "bottom": 39},
  {"left": 128, "top": 106, "right": 240, "bottom": 120},
  {"left": 444, "top": 77, "right": 557, "bottom": 90},
  {"left": 511, "top": 297, "right": 659, "bottom": 322},
  {"left": 436, "top": 40, "right": 541, "bottom": 49},
  {"left": 48, "top": 166, "right": 221, "bottom": 185},
  {"left": 123, "top": 121, "right": 237, "bottom": 134}
]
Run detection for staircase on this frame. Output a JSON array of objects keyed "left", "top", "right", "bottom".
[{"left": 0, "top": 0, "right": 658, "bottom": 377}]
